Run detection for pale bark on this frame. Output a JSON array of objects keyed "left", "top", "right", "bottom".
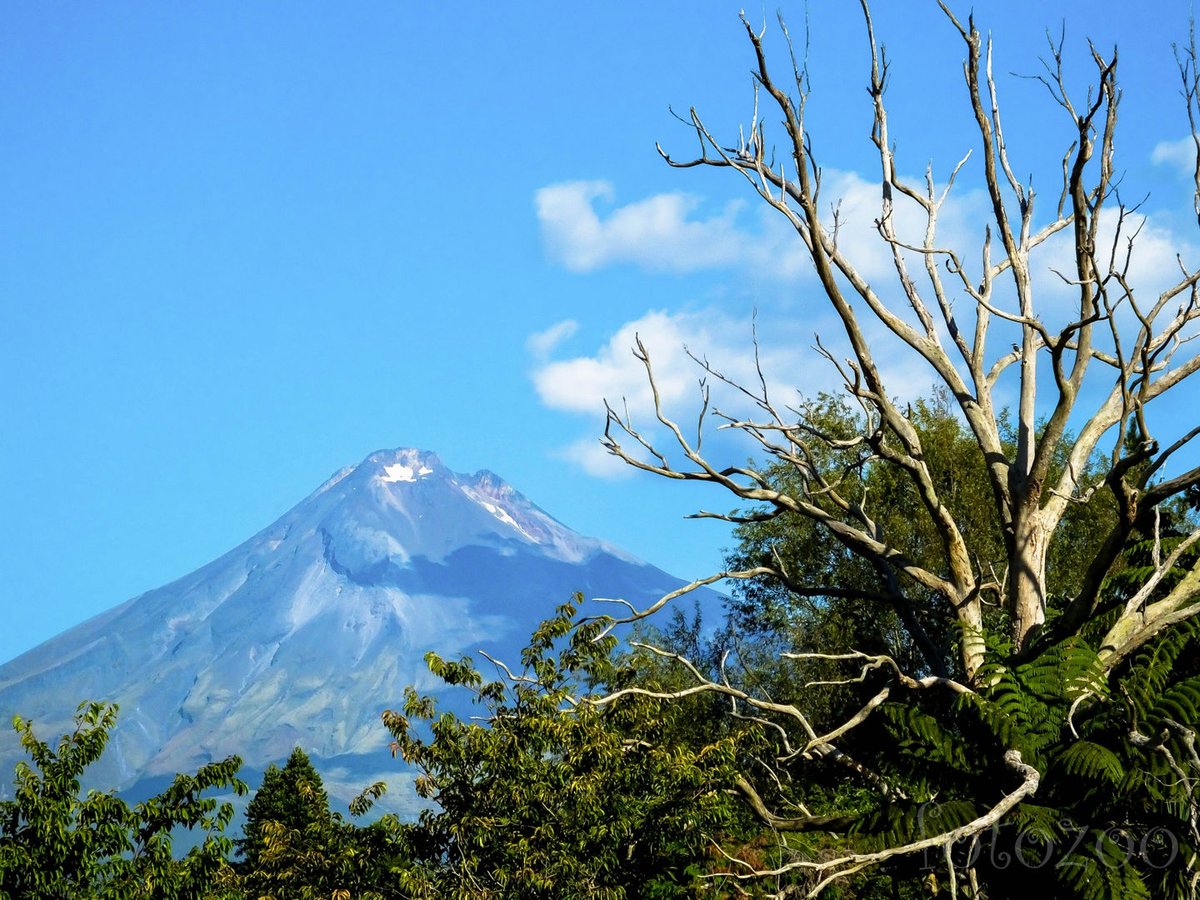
[{"left": 607, "top": 2, "right": 1200, "bottom": 674}]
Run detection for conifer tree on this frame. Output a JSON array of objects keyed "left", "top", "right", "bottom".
[{"left": 235, "top": 747, "right": 329, "bottom": 871}]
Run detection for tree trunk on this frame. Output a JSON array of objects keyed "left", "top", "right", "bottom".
[
  {"left": 957, "top": 595, "right": 985, "bottom": 683},
  {"left": 1010, "top": 509, "right": 1049, "bottom": 651}
]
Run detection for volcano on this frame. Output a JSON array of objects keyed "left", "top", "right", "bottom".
[{"left": 0, "top": 448, "right": 711, "bottom": 815}]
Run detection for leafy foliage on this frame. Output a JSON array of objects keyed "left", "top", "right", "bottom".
[
  {"left": 236, "top": 747, "right": 329, "bottom": 869},
  {"left": 0, "top": 701, "right": 245, "bottom": 899},
  {"left": 379, "top": 596, "right": 768, "bottom": 899},
  {"left": 845, "top": 626, "right": 1200, "bottom": 898},
  {"left": 232, "top": 746, "right": 411, "bottom": 900},
  {"left": 726, "top": 392, "right": 1116, "bottom": 684}
]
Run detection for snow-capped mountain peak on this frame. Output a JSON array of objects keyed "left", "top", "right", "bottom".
[{"left": 0, "top": 447, "right": 702, "bottom": 817}]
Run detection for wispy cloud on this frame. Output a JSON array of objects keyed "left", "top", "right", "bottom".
[
  {"left": 532, "top": 309, "right": 778, "bottom": 415},
  {"left": 525, "top": 319, "right": 579, "bottom": 359},
  {"left": 553, "top": 437, "right": 635, "bottom": 479},
  {"left": 1037, "top": 206, "right": 1199, "bottom": 302},
  {"left": 1151, "top": 136, "right": 1197, "bottom": 178}
]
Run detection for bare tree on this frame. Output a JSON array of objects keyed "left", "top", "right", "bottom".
[
  {"left": 583, "top": 1, "right": 1200, "bottom": 893},
  {"left": 604, "top": 3, "right": 1200, "bottom": 677}
]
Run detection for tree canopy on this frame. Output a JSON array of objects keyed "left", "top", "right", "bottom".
[
  {"left": 378, "top": 600, "right": 764, "bottom": 898},
  {"left": 0, "top": 701, "right": 244, "bottom": 899}
]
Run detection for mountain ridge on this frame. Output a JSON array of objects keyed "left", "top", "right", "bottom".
[{"left": 0, "top": 447, "right": 714, "bottom": 815}]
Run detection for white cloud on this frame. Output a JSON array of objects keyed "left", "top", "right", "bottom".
[
  {"left": 535, "top": 181, "right": 757, "bottom": 273},
  {"left": 528, "top": 306, "right": 1005, "bottom": 478},
  {"left": 1037, "top": 206, "right": 1200, "bottom": 303},
  {"left": 525, "top": 319, "right": 578, "bottom": 359},
  {"left": 1152, "top": 136, "right": 1197, "bottom": 178},
  {"left": 530, "top": 170, "right": 1200, "bottom": 479},
  {"left": 533, "top": 174, "right": 989, "bottom": 284},
  {"left": 532, "top": 309, "right": 797, "bottom": 416},
  {"left": 792, "top": 170, "right": 989, "bottom": 284},
  {"left": 553, "top": 437, "right": 635, "bottom": 479},
  {"left": 530, "top": 308, "right": 833, "bottom": 478}
]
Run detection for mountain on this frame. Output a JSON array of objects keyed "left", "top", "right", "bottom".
[{"left": 0, "top": 448, "right": 715, "bottom": 816}]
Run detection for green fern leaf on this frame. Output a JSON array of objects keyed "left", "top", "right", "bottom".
[{"left": 1056, "top": 740, "right": 1125, "bottom": 785}]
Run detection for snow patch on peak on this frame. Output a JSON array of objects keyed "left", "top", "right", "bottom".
[
  {"left": 480, "top": 498, "right": 536, "bottom": 541},
  {"left": 373, "top": 449, "right": 438, "bottom": 484},
  {"left": 457, "top": 477, "right": 566, "bottom": 550},
  {"left": 380, "top": 462, "right": 433, "bottom": 484}
]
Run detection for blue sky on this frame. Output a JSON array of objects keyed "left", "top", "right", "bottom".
[{"left": 3, "top": 1, "right": 1198, "bottom": 664}]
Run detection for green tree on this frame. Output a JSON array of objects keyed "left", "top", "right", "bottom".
[
  {"left": 381, "top": 597, "right": 768, "bottom": 899},
  {"left": 234, "top": 747, "right": 409, "bottom": 900},
  {"left": 0, "top": 701, "right": 244, "bottom": 899},
  {"left": 724, "top": 392, "right": 1118, "bottom": 728},
  {"left": 236, "top": 747, "right": 329, "bottom": 870}
]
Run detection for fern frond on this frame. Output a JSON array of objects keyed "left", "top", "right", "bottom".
[{"left": 1055, "top": 740, "right": 1126, "bottom": 786}]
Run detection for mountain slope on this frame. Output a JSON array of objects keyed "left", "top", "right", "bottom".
[{"left": 0, "top": 449, "right": 710, "bottom": 813}]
